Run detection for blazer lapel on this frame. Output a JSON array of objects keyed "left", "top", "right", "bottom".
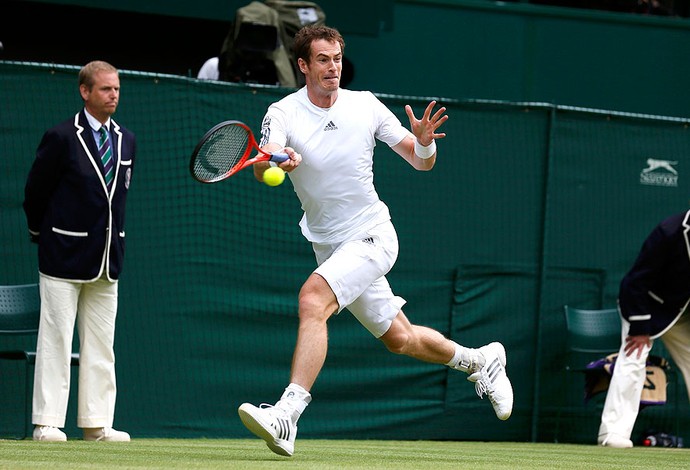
[
  {"left": 111, "top": 120, "right": 123, "bottom": 188},
  {"left": 75, "top": 111, "right": 110, "bottom": 193}
]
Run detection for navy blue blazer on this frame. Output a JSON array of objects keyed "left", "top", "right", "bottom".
[
  {"left": 23, "top": 110, "right": 136, "bottom": 281},
  {"left": 618, "top": 209, "right": 690, "bottom": 338}
]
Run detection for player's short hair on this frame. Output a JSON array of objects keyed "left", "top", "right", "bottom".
[
  {"left": 79, "top": 60, "right": 118, "bottom": 90},
  {"left": 293, "top": 25, "right": 345, "bottom": 64}
]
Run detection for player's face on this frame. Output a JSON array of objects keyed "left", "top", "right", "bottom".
[
  {"left": 81, "top": 71, "right": 120, "bottom": 122},
  {"left": 301, "top": 39, "right": 342, "bottom": 94}
]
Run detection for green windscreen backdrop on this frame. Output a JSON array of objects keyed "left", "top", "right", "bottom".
[{"left": 1, "top": 62, "right": 689, "bottom": 444}]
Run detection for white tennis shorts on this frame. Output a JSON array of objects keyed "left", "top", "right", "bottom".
[{"left": 312, "top": 220, "right": 406, "bottom": 338}]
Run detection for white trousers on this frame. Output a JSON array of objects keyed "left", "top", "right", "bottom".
[
  {"left": 599, "top": 312, "right": 690, "bottom": 440},
  {"left": 32, "top": 274, "right": 119, "bottom": 428}
]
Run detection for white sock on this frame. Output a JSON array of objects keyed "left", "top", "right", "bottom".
[
  {"left": 446, "top": 342, "right": 484, "bottom": 373},
  {"left": 278, "top": 383, "right": 312, "bottom": 423}
]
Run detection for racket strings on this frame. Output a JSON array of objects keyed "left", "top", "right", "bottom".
[{"left": 192, "top": 125, "right": 250, "bottom": 182}]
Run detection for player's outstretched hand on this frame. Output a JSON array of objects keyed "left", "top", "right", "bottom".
[{"left": 405, "top": 100, "right": 448, "bottom": 146}]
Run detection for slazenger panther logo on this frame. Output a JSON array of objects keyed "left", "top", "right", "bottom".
[
  {"left": 640, "top": 158, "right": 678, "bottom": 187},
  {"left": 643, "top": 158, "right": 678, "bottom": 175}
]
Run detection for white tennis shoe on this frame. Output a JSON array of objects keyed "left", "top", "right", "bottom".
[
  {"left": 238, "top": 402, "right": 297, "bottom": 456},
  {"left": 467, "top": 342, "right": 513, "bottom": 420},
  {"left": 83, "top": 427, "right": 131, "bottom": 442},
  {"left": 33, "top": 425, "right": 67, "bottom": 442}
]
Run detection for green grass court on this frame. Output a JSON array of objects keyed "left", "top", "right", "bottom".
[{"left": 1, "top": 439, "right": 688, "bottom": 469}]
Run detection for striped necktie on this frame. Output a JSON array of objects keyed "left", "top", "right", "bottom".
[{"left": 98, "top": 126, "right": 114, "bottom": 188}]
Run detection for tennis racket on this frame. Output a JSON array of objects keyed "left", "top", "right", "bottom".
[{"left": 189, "top": 120, "right": 288, "bottom": 183}]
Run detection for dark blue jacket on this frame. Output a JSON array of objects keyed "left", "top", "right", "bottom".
[
  {"left": 23, "top": 110, "right": 136, "bottom": 281},
  {"left": 618, "top": 209, "right": 690, "bottom": 338}
]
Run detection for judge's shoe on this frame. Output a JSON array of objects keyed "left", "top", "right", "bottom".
[
  {"left": 238, "top": 402, "right": 297, "bottom": 456},
  {"left": 467, "top": 342, "right": 514, "bottom": 420},
  {"left": 33, "top": 425, "right": 67, "bottom": 442},
  {"left": 598, "top": 434, "right": 633, "bottom": 448},
  {"left": 83, "top": 427, "right": 131, "bottom": 442}
]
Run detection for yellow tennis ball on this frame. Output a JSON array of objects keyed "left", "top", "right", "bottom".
[{"left": 263, "top": 166, "right": 285, "bottom": 186}]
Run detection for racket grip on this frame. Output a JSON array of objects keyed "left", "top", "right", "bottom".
[{"left": 270, "top": 153, "right": 289, "bottom": 163}]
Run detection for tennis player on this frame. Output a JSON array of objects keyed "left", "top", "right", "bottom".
[{"left": 238, "top": 25, "right": 513, "bottom": 456}]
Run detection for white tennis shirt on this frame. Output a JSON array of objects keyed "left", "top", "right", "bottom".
[{"left": 260, "top": 87, "right": 410, "bottom": 244}]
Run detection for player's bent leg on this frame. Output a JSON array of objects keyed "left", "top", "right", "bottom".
[
  {"left": 380, "top": 312, "right": 455, "bottom": 362},
  {"left": 380, "top": 313, "right": 513, "bottom": 420},
  {"left": 467, "top": 342, "right": 514, "bottom": 420}
]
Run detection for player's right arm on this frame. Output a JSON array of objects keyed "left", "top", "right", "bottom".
[{"left": 253, "top": 143, "right": 302, "bottom": 182}]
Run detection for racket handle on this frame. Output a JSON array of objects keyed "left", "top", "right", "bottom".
[{"left": 270, "top": 152, "right": 289, "bottom": 163}]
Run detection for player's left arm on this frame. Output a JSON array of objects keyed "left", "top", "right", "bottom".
[{"left": 392, "top": 100, "right": 448, "bottom": 171}]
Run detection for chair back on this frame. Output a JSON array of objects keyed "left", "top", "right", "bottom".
[
  {"left": 564, "top": 306, "right": 622, "bottom": 354},
  {"left": 0, "top": 284, "right": 40, "bottom": 334}
]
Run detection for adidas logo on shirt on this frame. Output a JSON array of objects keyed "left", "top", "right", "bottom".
[{"left": 323, "top": 121, "right": 338, "bottom": 131}]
